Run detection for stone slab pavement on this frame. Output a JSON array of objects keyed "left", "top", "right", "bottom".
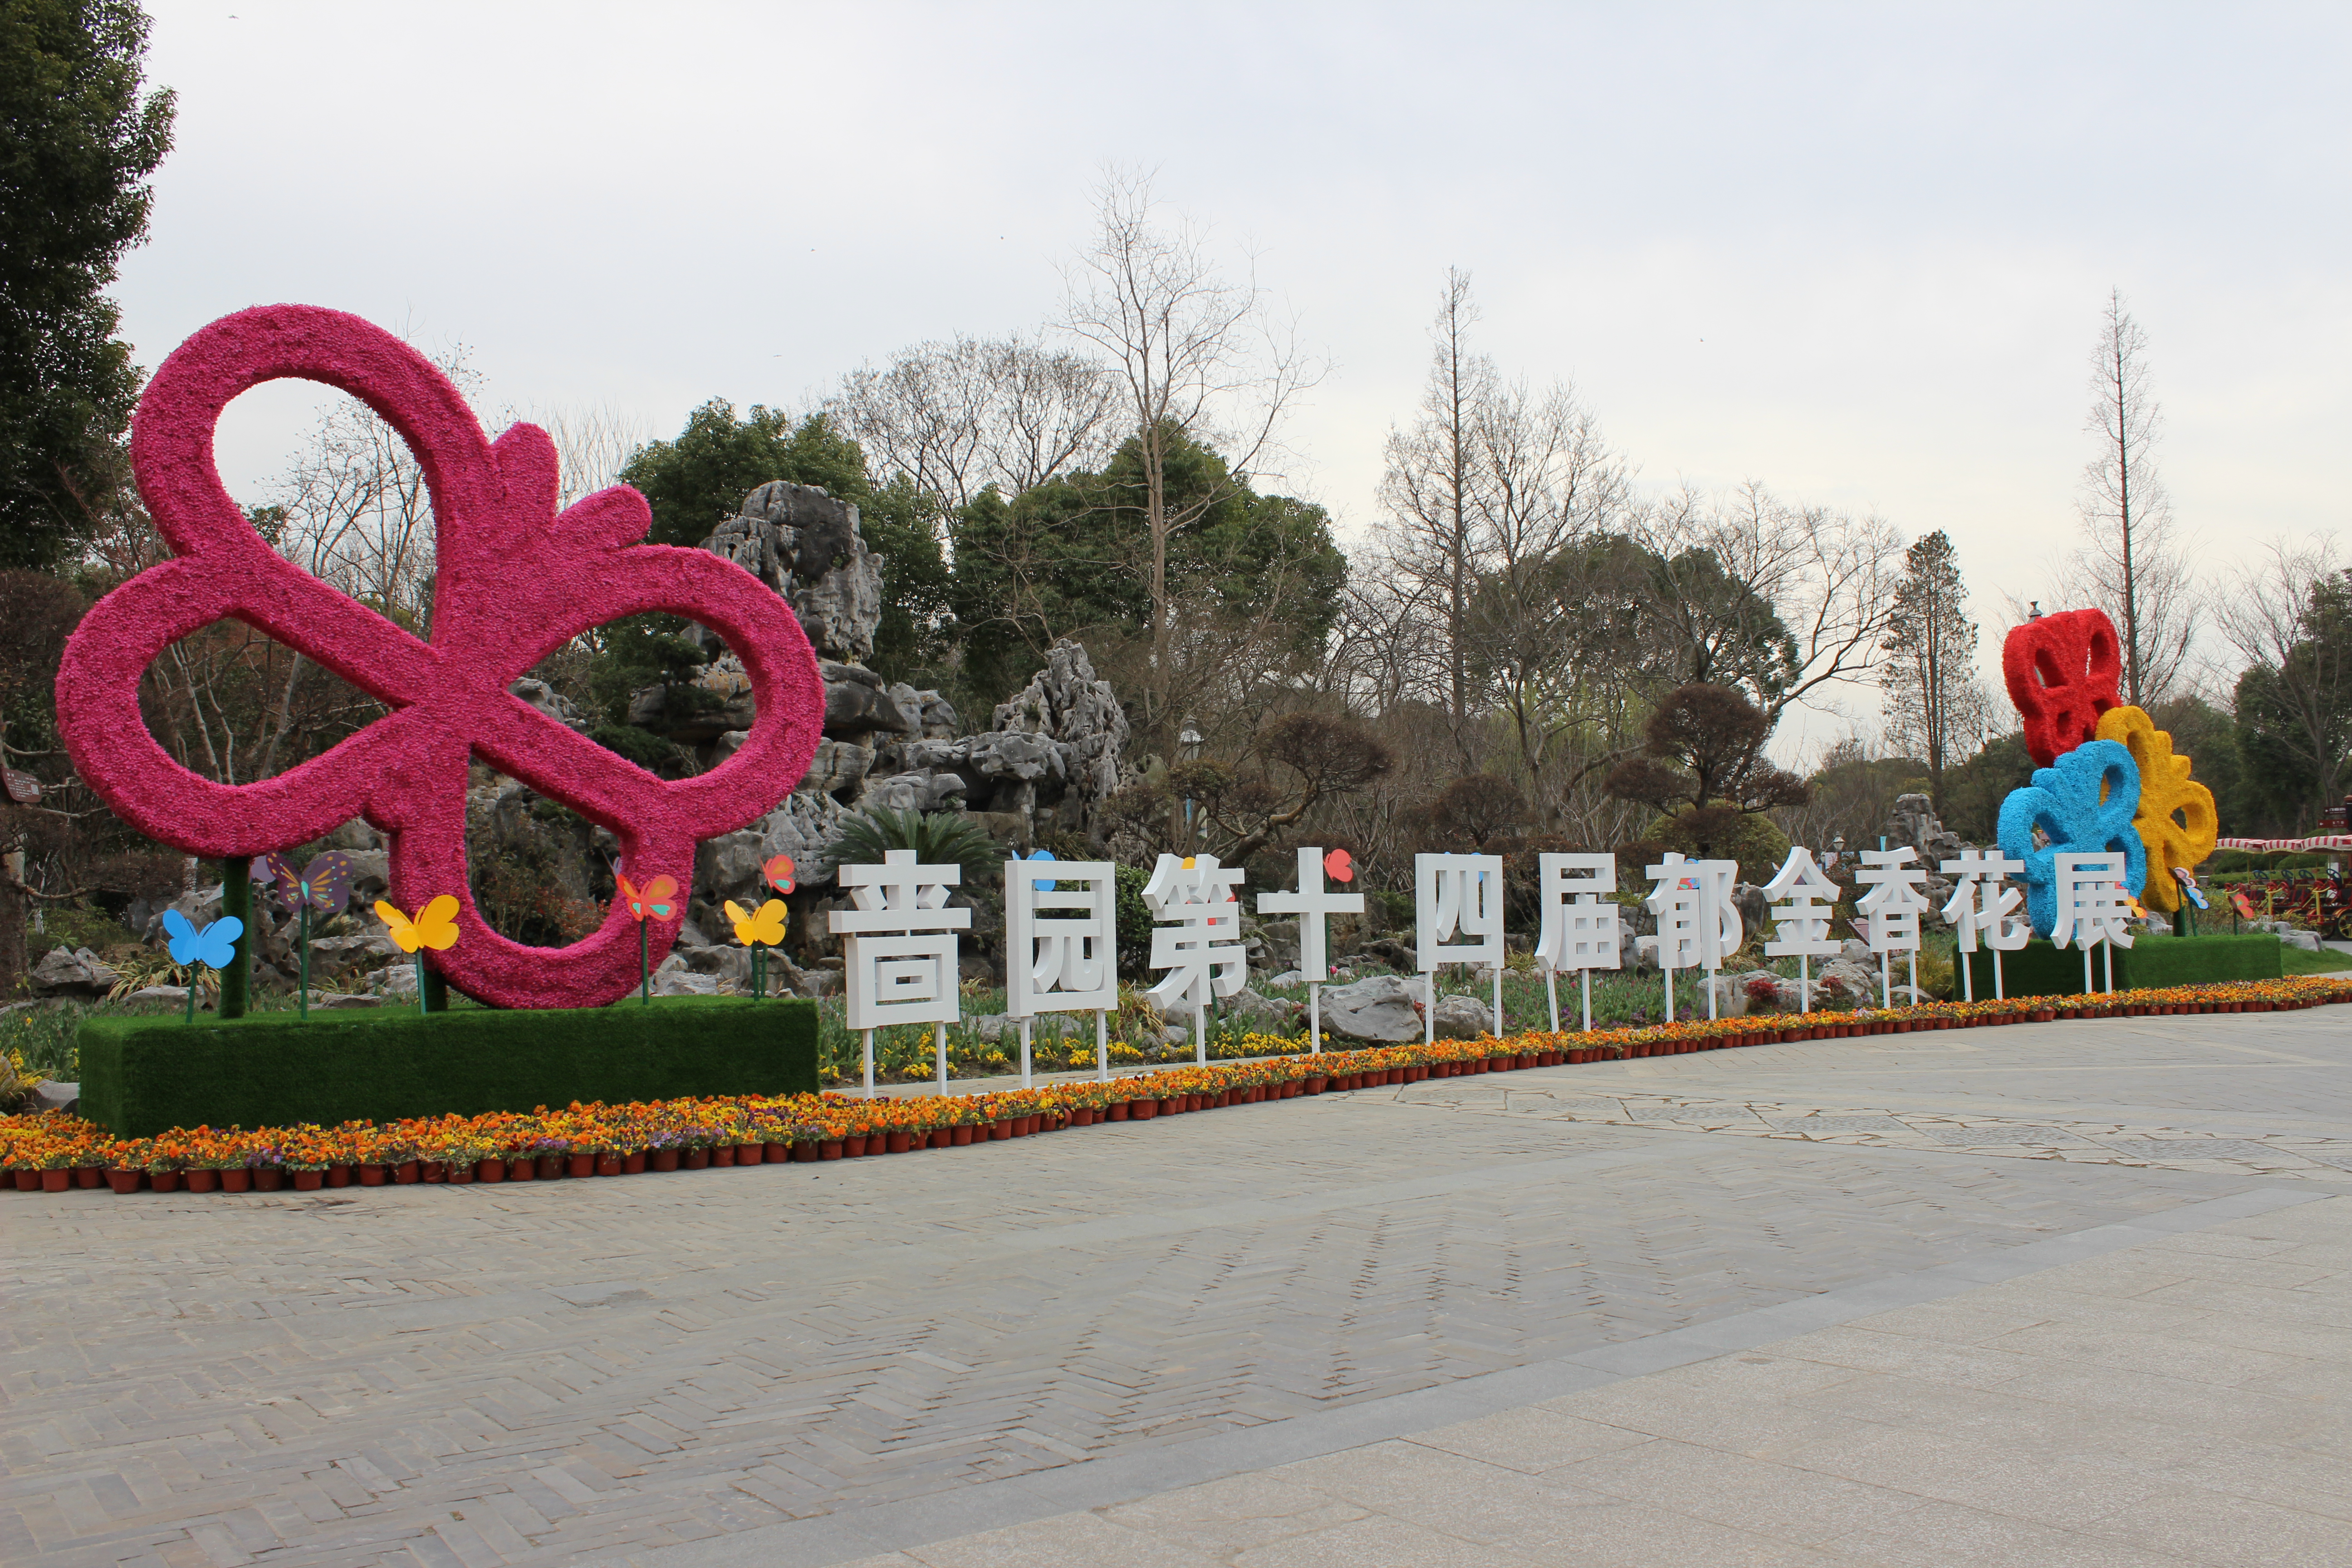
[{"left": 3, "top": 1008, "right": 2348, "bottom": 1567}]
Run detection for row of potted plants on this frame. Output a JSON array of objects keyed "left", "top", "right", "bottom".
[{"left": 8, "top": 974, "right": 2346, "bottom": 1197}]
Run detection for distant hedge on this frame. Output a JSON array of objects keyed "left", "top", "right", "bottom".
[
  {"left": 1965, "top": 935, "right": 2280, "bottom": 1000},
  {"left": 78, "top": 997, "right": 817, "bottom": 1137}
]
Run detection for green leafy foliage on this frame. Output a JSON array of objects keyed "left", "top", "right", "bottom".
[
  {"left": 827, "top": 808, "right": 1002, "bottom": 879},
  {"left": 0, "top": 0, "right": 175, "bottom": 569}
]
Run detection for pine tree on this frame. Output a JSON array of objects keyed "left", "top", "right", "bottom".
[{"left": 1881, "top": 530, "right": 1986, "bottom": 795}]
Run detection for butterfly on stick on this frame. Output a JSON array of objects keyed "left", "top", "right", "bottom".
[
  {"left": 614, "top": 870, "right": 681, "bottom": 922},
  {"left": 264, "top": 850, "right": 356, "bottom": 914},
  {"left": 162, "top": 908, "right": 242, "bottom": 970},
  {"left": 376, "top": 896, "right": 461, "bottom": 953}
]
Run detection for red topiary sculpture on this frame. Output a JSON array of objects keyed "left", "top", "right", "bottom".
[{"left": 2002, "top": 608, "right": 2122, "bottom": 767}]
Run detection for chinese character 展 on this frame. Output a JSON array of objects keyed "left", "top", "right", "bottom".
[
  {"left": 829, "top": 848, "right": 970, "bottom": 1032},
  {"left": 2050, "top": 851, "right": 2136, "bottom": 952}
]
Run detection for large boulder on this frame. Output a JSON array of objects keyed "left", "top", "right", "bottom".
[
  {"left": 1430, "top": 992, "right": 1494, "bottom": 1039},
  {"left": 30, "top": 947, "right": 118, "bottom": 997},
  {"left": 1320, "top": 974, "right": 1422, "bottom": 1042}
]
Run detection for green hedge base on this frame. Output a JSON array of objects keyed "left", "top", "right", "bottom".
[
  {"left": 78, "top": 996, "right": 818, "bottom": 1138},
  {"left": 1965, "top": 934, "right": 2281, "bottom": 1001}
]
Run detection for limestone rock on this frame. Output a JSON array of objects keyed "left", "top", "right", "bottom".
[
  {"left": 699, "top": 481, "right": 883, "bottom": 663},
  {"left": 653, "top": 968, "right": 722, "bottom": 997},
  {"left": 1319, "top": 974, "right": 1422, "bottom": 1043},
  {"left": 2278, "top": 928, "right": 2321, "bottom": 953},
  {"left": 29, "top": 1081, "right": 78, "bottom": 1115},
  {"left": 1886, "top": 792, "right": 1967, "bottom": 872},
  {"left": 821, "top": 660, "right": 916, "bottom": 739},
  {"left": 1699, "top": 974, "right": 1753, "bottom": 1017},
  {"left": 314, "top": 991, "right": 383, "bottom": 1009},
  {"left": 856, "top": 770, "right": 968, "bottom": 814},
  {"left": 1430, "top": 992, "right": 1495, "bottom": 1039},
  {"left": 125, "top": 985, "right": 190, "bottom": 1005},
  {"left": 1225, "top": 988, "right": 1297, "bottom": 1032},
  {"left": 986, "top": 639, "right": 1130, "bottom": 821},
  {"left": 1731, "top": 883, "right": 1769, "bottom": 942},
  {"left": 1816, "top": 960, "right": 1878, "bottom": 1007},
  {"left": 799, "top": 738, "right": 875, "bottom": 800},
  {"left": 306, "top": 934, "right": 397, "bottom": 981},
  {"left": 508, "top": 676, "right": 589, "bottom": 732},
  {"left": 30, "top": 947, "right": 119, "bottom": 997}
]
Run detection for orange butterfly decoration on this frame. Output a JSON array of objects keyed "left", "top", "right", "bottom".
[{"left": 614, "top": 870, "right": 680, "bottom": 922}]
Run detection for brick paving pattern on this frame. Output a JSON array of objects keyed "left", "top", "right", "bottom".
[{"left": 4, "top": 1009, "right": 2347, "bottom": 1565}]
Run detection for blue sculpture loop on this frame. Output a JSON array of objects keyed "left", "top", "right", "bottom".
[{"left": 1996, "top": 739, "right": 2147, "bottom": 937}]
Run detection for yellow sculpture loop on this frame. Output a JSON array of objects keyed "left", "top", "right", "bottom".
[{"left": 2094, "top": 706, "right": 2217, "bottom": 911}]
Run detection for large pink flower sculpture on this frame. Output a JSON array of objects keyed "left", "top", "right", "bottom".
[{"left": 56, "top": 305, "right": 823, "bottom": 1009}]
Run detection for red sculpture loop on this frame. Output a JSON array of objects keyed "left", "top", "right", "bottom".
[
  {"left": 56, "top": 305, "right": 824, "bottom": 1008},
  {"left": 2002, "top": 608, "right": 2122, "bottom": 768}
]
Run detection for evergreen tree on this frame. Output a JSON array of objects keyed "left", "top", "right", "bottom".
[
  {"left": 0, "top": 0, "right": 175, "bottom": 569},
  {"left": 1880, "top": 530, "right": 1985, "bottom": 797}
]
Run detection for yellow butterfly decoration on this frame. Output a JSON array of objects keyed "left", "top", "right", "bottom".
[
  {"left": 725, "top": 897, "right": 789, "bottom": 1000},
  {"left": 376, "top": 895, "right": 461, "bottom": 953},
  {"left": 726, "top": 898, "right": 789, "bottom": 947}
]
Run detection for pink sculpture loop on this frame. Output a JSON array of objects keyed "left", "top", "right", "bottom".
[{"left": 57, "top": 305, "right": 823, "bottom": 1009}]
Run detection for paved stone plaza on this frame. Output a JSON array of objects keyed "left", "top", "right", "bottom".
[{"left": 7, "top": 1010, "right": 2352, "bottom": 1567}]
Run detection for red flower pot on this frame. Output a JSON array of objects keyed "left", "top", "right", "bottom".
[
  {"left": 221, "top": 1169, "right": 251, "bottom": 1193},
  {"left": 570, "top": 1152, "right": 598, "bottom": 1177},
  {"left": 1009, "top": 1117, "right": 1032, "bottom": 1137},
  {"left": 952, "top": 1125, "right": 975, "bottom": 1145},
  {"left": 186, "top": 1169, "right": 218, "bottom": 1193},
  {"left": 41, "top": 1170, "right": 70, "bottom": 1193},
  {"left": 684, "top": 1148, "right": 710, "bottom": 1170},
  {"left": 327, "top": 1165, "right": 351, "bottom": 1187},
  {"left": 105, "top": 1169, "right": 142, "bottom": 1194},
  {"left": 150, "top": 1171, "right": 181, "bottom": 1193},
  {"left": 765, "top": 1142, "right": 791, "bottom": 1163},
  {"left": 791, "top": 1141, "right": 817, "bottom": 1161},
  {"left": 448, "top": 1162, "right": 475, "bottom": 1184},
  {"left": 478, "top": 1159, "right": 506, "bottom": 1182},
  {"left": 650, "top": 1148, "right": 680, "bottom": 1171},
  {"left": 1070, "top": 1109, "right": 1093, "bottom": 1127},
  {"left": 421, "top": 1162, "right": 446, "bottom": 1184},
  {"left": 740, "top": 1144, "right": 767, "bottom": 1165},
  {"left": 12, "top": 1170, "right": 37, "bottom": 1191},
  {"left": 77, "top": 1166, "right": 103, "bottom": 1187},
  {"left": 507, "top": 1156, "right": 535, "bottom": 1180},
  {"left": 887, "top": 1132, "right": 913, "bottom": 1153},
  {"left": 597, "top": 1154, "right": 623, "bottom": 1176},
  {"left": 1108, "top": 1102, "right": 1130, "bottom": 1121},
  {"left": 1133, "top": 1099, "right": 1157, "bottom": 1119},
  {"left": 624, "top": 1151, "right": 647, "bottom": 1173},
  {"left": 843, "top": 1135, "right": 867, "bottom": 1156},
  {"left": 395, "top": 1161, "right": 421, "bottom": 1184},
  {"left": 294, "top": 1169, "right": 324, "bottom": 1191},
  {"left": 1305, "top": 1077, "right": 1328, "bottom": 1095},
  {"left": 711, "top": 1146, "right": 736, "bottom": 1168},
  {"left": 818, "top": 1140, "right": 843, "bottom": 1160}
]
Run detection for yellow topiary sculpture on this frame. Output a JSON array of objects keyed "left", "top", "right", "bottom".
[{"left": 2094, "top": 706, "right": 2217, "bottom": 912}]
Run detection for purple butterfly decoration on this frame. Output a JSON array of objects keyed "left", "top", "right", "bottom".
[{"left": 265, "top": 850, "right": 357, "bottom": 914}]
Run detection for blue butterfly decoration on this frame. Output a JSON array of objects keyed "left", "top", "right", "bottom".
[
  {"left": 1026, "top": 848, "right": 1057, "bottom": 892},
  {"left": 1996, "top": 739, "right": 2146, "bottom": 938},
  {"left": 162, "top": 908, "right": 244, "bottom": 970}
]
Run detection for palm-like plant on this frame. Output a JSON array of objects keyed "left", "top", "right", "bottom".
[{"left": 826, "top": 807, "right": 1004, "bottom": 879}]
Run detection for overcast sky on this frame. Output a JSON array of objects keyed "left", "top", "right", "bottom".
[{"left": 117, "top": 1, "right": 2352, "bottom": 748}]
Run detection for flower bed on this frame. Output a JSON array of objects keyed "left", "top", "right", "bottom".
[{"left": 10, "top": 975, "right": 2348, "bottom": 1197}]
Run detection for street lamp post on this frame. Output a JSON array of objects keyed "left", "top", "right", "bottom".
[{"left": 1178, "top": 722, "right": 1204, "bottom": 842}]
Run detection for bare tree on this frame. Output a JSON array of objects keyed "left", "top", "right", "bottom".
[
  {"left": 1638, "top": 481, "right": 1905, "bottom": 726},
  {"left": 1880, "top": 529, "right": 1990, "bottom": 795},
  {"left": 528, "top": 403, "right": 654, "bottom": 510},
  {"left": 2214, "top": 538, "right": 2352, "bottom": 811},
  {"left": 1059, "top": 168, "right": 1322, "bottom": 742},
  {"left": 826, "top": 334, "right": 1121, "bottom": 512},
  {"left": 1378, "top": 269, "right": 1494, "bottom": 744},
  {"left": 2066, "top": 289, "right": 2195, "bottom": 706}
]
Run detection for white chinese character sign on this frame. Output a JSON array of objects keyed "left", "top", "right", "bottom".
[
  {"left": 1533, "top": 852, "right": 1619, "bottom": 1032},
  {"left": 1644, "top": 853, "right": 1740, "bottom": 1021},
  {"left": 1005, "top": 850, "right": 1117, "bottom": 1086},
  {"left": 1257, "top": 847, "right": 1363, "bottom": 1052},
  {"left": 1416, "top": 853, "right": 1505, "bottom": 1044},
  {"left": 1940, "top": 849, "right": 2029, "bottom": 1001},
  {"left": 1855, "top": 846, "right": 1931, "bottom": 1009},
  {"left": 2051, "top": 850, "right": 2135, "bottom": 994},
  {"left": 830, "top": 848, "right": 970, "bottom": 1097},
  {"left": 1762, "top": 847, "right": 1840, "bottom": 1012},
  {"left": 1144, "top": 853, "right": 1247, "bottom": 1064}
]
